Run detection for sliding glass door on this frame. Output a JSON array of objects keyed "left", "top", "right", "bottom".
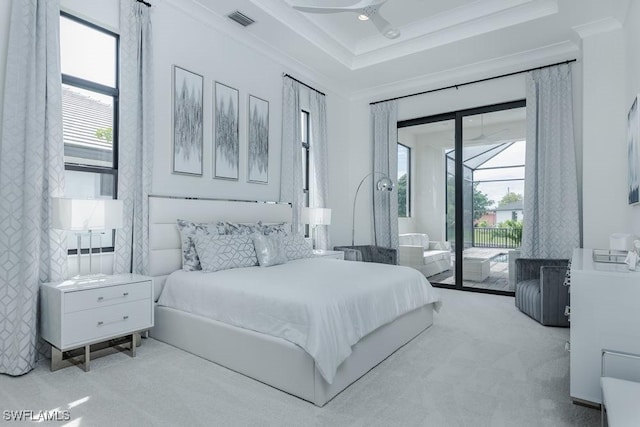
[{"left": 398, "top": 101, "right": 526, "bottom": 295}]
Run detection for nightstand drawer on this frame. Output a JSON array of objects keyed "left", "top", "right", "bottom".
[
  {"left": 65, "top": 281, "right": 152, "bottom": 313},
  {"left": 63, "top": 299, "right": 152, "bottom": 348}
]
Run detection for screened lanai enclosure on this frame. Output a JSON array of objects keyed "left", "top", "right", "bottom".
[{"left": 397, "top": 105, "right": 526, "bottom": 294}]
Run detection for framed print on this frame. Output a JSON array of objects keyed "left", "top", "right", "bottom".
[
  {"left": 172, "top": 66, "right": 203, "bottom": 176},
  {"left": 214, "top": 82, "right": 239, "bottom": 180},
  {"left": 628, "top": 95, "right": 639, "bottom": 204},
  {"left": 247, "top": 95, "right": 269, "bottom": 184}
]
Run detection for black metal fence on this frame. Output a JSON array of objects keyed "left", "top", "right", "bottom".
[{"left": 473, "top": 227, "right": 521, "bottom": 249}]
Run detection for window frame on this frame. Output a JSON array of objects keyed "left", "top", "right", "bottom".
[
  {"left": 397, "top": 142, "right": 411, "bottom": 218},
  {"left": 301, "top": 110, "right": 310, "bottom": 237},
  {"left": 60, "top": 12, "right": 120, "bottom": 255}
]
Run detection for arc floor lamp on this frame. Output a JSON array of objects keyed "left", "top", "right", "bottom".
[{"left": 351, "top": 171, "right": 394, "bottom": 246}]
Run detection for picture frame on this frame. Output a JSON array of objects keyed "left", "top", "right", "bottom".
[
  {"left": 172, "top": 66, "right": 203, "bottom": 176},
  {"left": 628, "top": 95, "right": 639, "bottom": 205},
  {"left": 247, "top": 95, "right": 269, "bottom": 184},
  {"left": 214, "top": 82, "right": 240, "bottom": 180}
]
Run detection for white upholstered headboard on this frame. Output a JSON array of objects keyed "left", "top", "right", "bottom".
[{"left": 149, "top": 195, "right": 291, "bottom": 299}]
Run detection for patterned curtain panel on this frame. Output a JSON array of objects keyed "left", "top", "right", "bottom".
[
  {"left": 371, "top": 101, "right": 399, "bottom": 251},
  {"left": 280, "top": 77, "right": 304, "bottom": 234},
  {"left": 114, "top": 0, "right": 155, "bottom": 275},
  {"left": 0, "top": 0, "right": 66, "bottom": 376},
  {"left": 521, "top": 64, "right": 580, "bottom": 259},
  {"left": 309, "top": 91, "right": 330, "bottom": 250}
]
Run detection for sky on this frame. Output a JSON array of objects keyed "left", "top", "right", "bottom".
[{"left": 60, "top": 16, "right": 116, "bottom": 90}]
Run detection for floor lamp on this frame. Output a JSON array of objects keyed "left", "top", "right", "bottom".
[
  {"left": 302, "top": 207, "right": 332, "bottom": 250},
  {"left": 351, "top": 172, "right": 394, "bottom": 246},
  {"left": 52, "top": 198, "right": 124, "bottom": 278}
]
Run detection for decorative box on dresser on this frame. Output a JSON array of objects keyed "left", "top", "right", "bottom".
[
  {"left": 40, "top": 274, "right": 154, "bottom": 371},
  {"left": 569, "top": 248, "right": 640, "bottom": 406}
]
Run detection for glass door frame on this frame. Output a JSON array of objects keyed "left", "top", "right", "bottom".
[{"left": 398, "top": 99, "right": 525, "bottom": 296}]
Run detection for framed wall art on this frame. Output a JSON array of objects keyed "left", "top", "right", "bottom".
[
  {"left": 628, "top": 95, "right": 639, "bottom": 205},
  {"left": 172, "top": 66, "right": 203, "bottom": 176},
  {"left": 214, "top": 82, "right": 239, "bottom": 180},
  {"left": 247, "top": 95, "right": 269, "bottom": 184}
]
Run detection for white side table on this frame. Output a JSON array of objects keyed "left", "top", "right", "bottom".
[
  {"left": 313, "top": 250, "right": 345, "bottom": 260},
  {"left": 40, "top": 274, "right": 154, "bottom": 372}
]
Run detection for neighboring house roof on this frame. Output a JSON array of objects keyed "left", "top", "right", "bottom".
[
  {"left": 495, "top": 200, "right": 523, "bottom": 211},
  {"left": 62, "top": 86, "right": 112, "bottom": 161}
]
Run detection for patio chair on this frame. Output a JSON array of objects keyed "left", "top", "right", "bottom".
[{"left": 514, "top": 258, "right": 570, "bottom": 327}]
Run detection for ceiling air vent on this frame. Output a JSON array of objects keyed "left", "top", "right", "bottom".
[{"left": 227, "top": 11, "right": 255, "bottom": 27}]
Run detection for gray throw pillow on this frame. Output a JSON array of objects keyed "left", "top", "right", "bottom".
[
  {"left": 284, "top": 233, "right": 314, "bottom": 261},
  {"left": 176, "top": 219, "right": 226, "bottom": 271},
  {"left": 194, "top": 234, "right": 258, "bottom": 273},
  {"left": 251, "top": 233, "right": 287, "bottom": 267},
  {"left": 217, "top": 221, "right": 261, "bottom": 235}
]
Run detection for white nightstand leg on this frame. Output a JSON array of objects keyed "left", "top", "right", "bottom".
[
  {"left": 51, "top": 346, "right": 63, "bottom": 372},
  {"left": 83, "top": 345, "right": 91, "bottom": 372},
  {"left": 130, "top": 333, "right": 138, "bottom": 358}
]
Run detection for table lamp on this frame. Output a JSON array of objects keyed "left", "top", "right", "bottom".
[
  {"left": 52, "top": 198, "right": 124, "bottom": 277},
  {"left": 302, "top": 207, "right": 332, "bottom": 250}
]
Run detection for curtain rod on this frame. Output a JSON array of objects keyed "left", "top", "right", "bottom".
[
  {"left": 370, "top": 59, "right": 577, "bottom": 106},
  {"left": 283, "top": 74, "right": 326, "bottom": 97},
  {"left": 136, "top": 0, "right": 151, "bottom": 7}
]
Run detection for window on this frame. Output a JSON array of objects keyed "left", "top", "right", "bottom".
[
  {"left": 397, "top": 143, "right": 411, "bottom": 217},
  {"left": 301, "top": 110, "right": 310, "bottom": 236},
  {"left": 60, "top": 13, "right": 119, "bottom": 254}
]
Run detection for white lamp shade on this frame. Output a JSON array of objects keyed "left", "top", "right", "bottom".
[
  {"left": 52, "top": 198, "right": 124, "bottom": 231},
  {"left": 302, "top": 207, "right": 332, "bottom": 226}
]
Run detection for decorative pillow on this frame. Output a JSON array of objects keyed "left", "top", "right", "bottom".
[
  {"left": 284, "top": 233, "right": 314, "bottom": 261},
  {"left": 176, "top": 219, "right": 226, "bottom": 271},
  {"left": 251, "top": 233, "right": 287, "bottom": 267},
  {"left": 216, "top": 221, "right": 261, "bottom": 235},
  {"left": 193, "top": 234, "right": 258, "bottom": 273},
  {"left": 257, "top": 221, "right": 290, "bottom": 236}
]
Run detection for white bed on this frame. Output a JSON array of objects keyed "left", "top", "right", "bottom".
[{"left": 148, "top": 195, "right": 441, "bottom": 406}]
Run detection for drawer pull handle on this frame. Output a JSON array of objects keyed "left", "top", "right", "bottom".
[
  {"left": 123, "top": 292, "right": 129, "bottom": 296},
  {"left": 97, "top": 321, "right": 104, "bottom": 326},
  {"left": 97, "top": 297, "right": 104, "bottom": 301},
  {"left": 123, "top": 316, "right": 129, "bottom": 320}
]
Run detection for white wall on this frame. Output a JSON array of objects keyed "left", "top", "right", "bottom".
[
  {"left": 0, "top": 0, "right": 353, "bottom": 269},
  {"left": 624, "top": 1, "right": 640, "bottom": 238},
  {"left": 397, "top": 132, "right": 447, "bottom": 242},
  {"left": 581, "top": 29, "right": 628, "bottom": 248}
]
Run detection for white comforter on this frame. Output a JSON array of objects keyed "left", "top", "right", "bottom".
[{"left": 157, "top": 257, "right": 441, "bottom": 384}]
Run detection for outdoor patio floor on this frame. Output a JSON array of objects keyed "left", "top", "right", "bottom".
[{"left": 427, "top": 247, "right": 514, "bottom": 293}]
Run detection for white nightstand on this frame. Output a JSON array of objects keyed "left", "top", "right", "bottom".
[
  {"left": 313, "top": 250, "right": 345, "bottom": 260},
  {"left": 40, "top": 274, "right": 154, "bottom": 372}
]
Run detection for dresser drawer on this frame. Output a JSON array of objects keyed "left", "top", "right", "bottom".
[
  {"left": 62, "top": 299, "right": 152, "bottom": 349},
  {"left": 64, "top": 281, "right": 152, "bottom": 313}
]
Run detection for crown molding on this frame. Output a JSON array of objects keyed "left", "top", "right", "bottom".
[
  {"left": 159, "top": 0, "right": 349, "bottom": 95},
  {"left": 572, "top": 17, "right": 623, "bottom": 39},
  {"left": 252, "top": 0, "right": 558, "bottom": 71},
  {"left": 351, "top": 40, "right": 580, "bottom": 102},
  {"left": 352, "top": 0, "right": 559, "bottom": 70}
]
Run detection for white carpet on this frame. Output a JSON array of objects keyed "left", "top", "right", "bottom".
[{"left": 0, "top": 289, "right": 600, "bottom": 426}]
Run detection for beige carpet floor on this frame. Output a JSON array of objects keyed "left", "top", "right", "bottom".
[{"left": 0, "top": 289, "right": 600, "bottom": 426}]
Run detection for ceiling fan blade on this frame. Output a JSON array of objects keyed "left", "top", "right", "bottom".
[
  {"left": 369, "top": 13, "right": 400, "bottom": 39},
  {"left": 292, "top": 0, "right": 385, "bottom": 14}
]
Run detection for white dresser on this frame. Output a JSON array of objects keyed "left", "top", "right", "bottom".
[
  {"left": 40, "top": 274, "right": 154, "bottom": 371},
  {"left": 570, "top": 248, "right": 640, "bottom": 405}
]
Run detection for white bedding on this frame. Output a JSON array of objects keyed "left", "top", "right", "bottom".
[{"left": 157, "top": 258, "right": 441, "bottom": 383}]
